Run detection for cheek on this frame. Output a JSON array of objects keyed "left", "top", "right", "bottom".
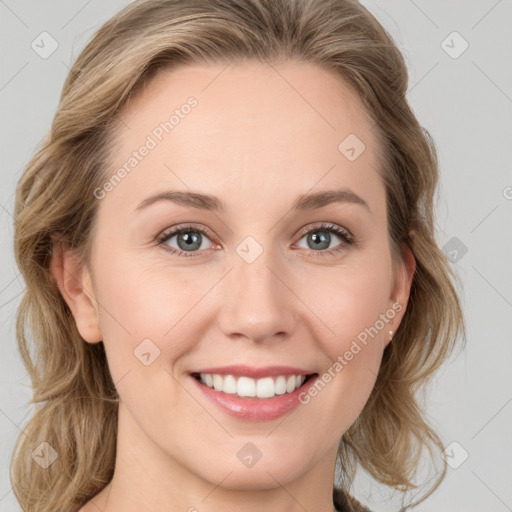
[
  {"left": 297, "top": 258, "right": 392, "bottom": 346},
  {"left": 94, "top": 247, "right": 392, "bottom": 358},
  {"left": 91, "top": 256, "right": 219, "bottom": 382},
  {"left": 92, "top": 233, "right": 391, "bottom": 393},
  {"left": 293, "top": 260, "right": 391, "bottom": 424}
]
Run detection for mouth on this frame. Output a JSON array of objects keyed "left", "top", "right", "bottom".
[{"left": 190, "top": 372, "right": 319, "bottom": 399}]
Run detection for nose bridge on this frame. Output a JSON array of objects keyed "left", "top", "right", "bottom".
[{"left": 217, "top": 236, "right": 297, "bottom": 342}]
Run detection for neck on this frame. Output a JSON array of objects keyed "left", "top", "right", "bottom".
[{"left": 83, "top": 402, "right": 339, "bottom": 512}]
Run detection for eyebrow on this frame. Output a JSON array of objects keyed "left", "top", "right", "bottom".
[
  {"left": 134, "top": 190, "right": 224, "bottom": 212},
  {"left": 133, "top": 188, "right": 370, "bottom": 213},
  {"left": 293, "top": 188, "right": 370, "bottom": 212}
]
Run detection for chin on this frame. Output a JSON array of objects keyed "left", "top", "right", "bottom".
[{"left": 199, "top": 455, "right": 308, "bottom": 491}]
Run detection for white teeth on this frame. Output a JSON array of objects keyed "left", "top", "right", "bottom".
[
  {"left": 256, "top": 377, "right": 274, "bottom": 398},
  {"left": 213, "top": 374, "right": 223, "bottom": 392},
  {"left": 204, "top": 373, "right": 214, "bottom": 387},
  {"left": 198, "top": 373, "right": 307, "bottom": 398},
  {"left": 286, "top": 375, "right": 296, "bottom": 393},
  {"left": 238, "top": 376, "right": 256, "bottom": 397},
  {"left": 274, "top": 376, "right": 287, "bottom": 395},
  {"left": 223, "top": 374, "right": 238, "bottom": 394}
]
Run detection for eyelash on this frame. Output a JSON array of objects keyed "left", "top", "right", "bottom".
[{"left": 156, "top": 222, "right": 355, "bottom": 259}]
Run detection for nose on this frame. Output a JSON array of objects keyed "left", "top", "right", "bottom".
[{"left": 217, "top": 243, "right": 298, "bottom": 344}]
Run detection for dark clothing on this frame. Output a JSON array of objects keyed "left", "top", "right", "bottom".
[{"left": 333, "top": 487, "right": 373, "bottom": 512}]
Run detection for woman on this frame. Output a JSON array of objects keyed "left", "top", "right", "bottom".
[{"left": 11, "top": 1, "right": 465, "bottom": 511}]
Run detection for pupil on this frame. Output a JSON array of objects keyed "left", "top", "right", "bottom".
[
  {"left": 178, "top": 231, "right": 201, "bottom": 251},
  {"left": 309, "top": 231, "right": 330, "bottom": 250},
  {"left": 175, "top": 230, "right": 331, "bottom": 252}
]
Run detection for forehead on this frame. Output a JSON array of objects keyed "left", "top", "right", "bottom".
[{"left": 104, "top": 60, "right": 383, "bottom": 212}]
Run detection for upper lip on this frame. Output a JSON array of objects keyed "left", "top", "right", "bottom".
[{"left": 191, "top": 365, "right": 316, "bottom": 379}]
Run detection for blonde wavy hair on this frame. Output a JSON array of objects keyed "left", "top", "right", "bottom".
[{"left": 11, "top": 0, "right": 465, "bottom": 510}]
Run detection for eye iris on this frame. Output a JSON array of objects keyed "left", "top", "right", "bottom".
[
  {"left": 308, "top": 231, "right": 330, "bottom": 250},
  {"left": 177, "top": 231, "right": 201, "bottom": 251}
]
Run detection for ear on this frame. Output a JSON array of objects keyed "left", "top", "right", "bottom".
[
  {"left": 49, "top": 238, "right": 102, "bottom": 344},
  {"left": 384, "top": 241, "right": 416, "bottom": 347}
]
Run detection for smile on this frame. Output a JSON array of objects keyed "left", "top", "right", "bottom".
[
  {"left": 189, "top": 368, "right": 320, "bottom": 422},
  {"left": 193, "top": 373, "right": 315, "bottom": 399}
]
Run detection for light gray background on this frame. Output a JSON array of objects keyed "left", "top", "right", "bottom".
[{"left": 1, "top": 1, "right": 511, "bottom": 511}]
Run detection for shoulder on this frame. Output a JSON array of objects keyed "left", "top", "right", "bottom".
[{"left": 333, "top": 486, "right": 374, "bottom": 512}]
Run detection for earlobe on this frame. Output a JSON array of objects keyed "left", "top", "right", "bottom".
[{"left": 49, "top": 239, "right": 102, "bottom": 344}]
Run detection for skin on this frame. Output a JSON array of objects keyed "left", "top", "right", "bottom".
[{"left": 51, "top": 60, "right": 415, "bottom": 512}]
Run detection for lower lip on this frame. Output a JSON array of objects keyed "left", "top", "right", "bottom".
[{"left": 190, "top": 374, "right": 319, "bottom": 422}]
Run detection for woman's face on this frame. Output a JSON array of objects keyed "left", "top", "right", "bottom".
[{"left": 62, "top": 61, "right": 414, "bottom": 493}]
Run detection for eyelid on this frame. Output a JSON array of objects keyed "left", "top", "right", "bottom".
[
  {"left": 294, "top": 222, "right": 354, "bottom": 244},
  {"left": 156, "top": 223, "right": 218, "bottom": 258},
  {"left": 157, "top": 223, "right": 215, "bottom": 243},
  {"left": 156, "top": 221, "right": 355, "bottom": 258}
]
